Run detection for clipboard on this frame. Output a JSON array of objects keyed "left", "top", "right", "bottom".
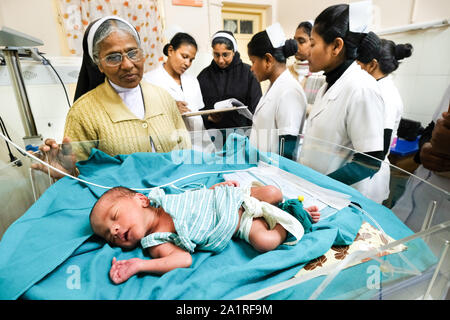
[{"left": 182, "top": 106, "right": 248, "bottom": 117}]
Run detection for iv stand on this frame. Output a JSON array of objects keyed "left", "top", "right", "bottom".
[{"left": 0, "top": 26, "right": 44, "bottom": 148}]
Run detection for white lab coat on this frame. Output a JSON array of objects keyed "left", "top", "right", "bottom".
[
  {"left": 300, "top": 62, "right": 385, "bottom": 180},
  {"left": 353, "top": 75, "right": 404, "bottom": 203},
  {"left": 143, "top": 64, "right": 214, "bottom": 152},
  {"left": 249, "top": 69, "right": 307, "bottom": 154},
  {"left": 392, "top": 85, "right": 450, "bottom": 232},
  {"left": 380, "top": 75, "right": 404, "bottom": 140}
]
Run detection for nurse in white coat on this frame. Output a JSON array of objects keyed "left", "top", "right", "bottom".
[
  {"left": 300, "top": 3, "right": 386, "bottom": 188},
  {"left": 356, "top": 34, "right": 414, "bottom": 203},
  {"left": 247, "top": 23, "right": 307, "bottom": 160},
  {"left": 144, "top": 32, "right": 214, "bottom": 152}
]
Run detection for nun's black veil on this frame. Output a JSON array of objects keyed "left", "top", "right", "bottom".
[{"left": 73, "top": 19, "right": 105, "bottom": 103}]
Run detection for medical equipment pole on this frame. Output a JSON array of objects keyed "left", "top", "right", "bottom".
[
  {"left": 2, "top": 48, "right": 42, "bottom": 145},
  {"left": 421, "top": 200, "right": 437, "bottom": 232},
  {"left": 424, "top": 240, "right": 449, "bottom": 299}
]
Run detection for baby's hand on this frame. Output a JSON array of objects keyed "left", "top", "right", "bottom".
[
  {"left": 109, "top": 257, "right": 142, "bottom": 284},
  {"left": 209, "top": 180, "right": 240, "bottom": 189},
  {"left": 305, "top": 205, "right": 321, "bottom": 223}
]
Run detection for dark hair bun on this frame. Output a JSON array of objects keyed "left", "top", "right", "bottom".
[
  {"left": 282, "top": 39, "right": 298, "bottom": 58},
  {"left": 395, "top": 43, "right": 413, "bottom": 60},
  {"left": 358, "top": 31, "right": 381, "bottom": 63},
  {"left": 360, "top": 32, "right": 381, "bottom": 53},
  {"left": 163, "top": 43, "right": 170, "bottom": 56}
]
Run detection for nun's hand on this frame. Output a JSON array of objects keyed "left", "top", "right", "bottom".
[
  {"left": 176, "top": 101, "right": 191, "bottom": 114},
  {"left": 29, "top": 137, "right": 78, "bottom": 180}
]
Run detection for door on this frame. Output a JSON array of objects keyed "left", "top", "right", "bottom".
[
  {"left": 222, "top": 10, "right": 262, "bottom": 64},
  {"left": 221, "top": 4, "right": 269, "bottom": 92}
]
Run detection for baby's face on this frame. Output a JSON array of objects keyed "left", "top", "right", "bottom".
[{"left": 90, "top": 193, "right": 150, "bottom": 249}]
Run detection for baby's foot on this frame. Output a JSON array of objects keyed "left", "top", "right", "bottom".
[{"left": 305, "top": 206, "right": 321, "bottom": 223}]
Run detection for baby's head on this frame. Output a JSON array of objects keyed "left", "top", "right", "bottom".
[{"left": 90, "top": 186, "right": 152, "bottom": 249}]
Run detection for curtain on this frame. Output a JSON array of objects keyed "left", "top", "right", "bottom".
[{"left": 57, "top": 0, "right": 165, "bottom": 71}]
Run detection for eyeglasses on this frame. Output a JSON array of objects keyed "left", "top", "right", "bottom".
[
  {"left": 101, "top": 48, "right": 144, "bottom": 67},
  {"left": 213, "top": 51, "right": 234, "bottom": 59}
]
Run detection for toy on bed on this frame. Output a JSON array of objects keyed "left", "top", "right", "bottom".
[{"left": 0, "top": 134, "right": 438, "bottom": 300}]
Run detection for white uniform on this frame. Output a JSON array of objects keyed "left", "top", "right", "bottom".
[
  {"left": 249, "top": 69, "right": 307, "bottom": 154},
  {"left": 379, "top": 75, "right": 403, "bottom": 141},
  {"left": 300, "top": 62, "right": 385, "bottom": 180},
  {"left": 143, "top": 64, "right": 214, "bottom": 152},
  {"left": 353, "top": 75, "right": 404, "bottom": 203}
]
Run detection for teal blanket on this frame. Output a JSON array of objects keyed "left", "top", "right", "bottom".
[{"left": 0, "top": 135, "right": 435, "bottom": 299}]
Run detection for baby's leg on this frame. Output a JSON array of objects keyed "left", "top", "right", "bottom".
[
  {"left": 248, "top": 218, "right": 287, "bottom": 253},
  {"left": 234, "top": 185, "right": 284, "bottom": 252},
  {"left": 250, "top": 185, "right": 283, "bottom": 205},
  {"left": 234, "top": 185, "right": 283, "bottom": 236}
]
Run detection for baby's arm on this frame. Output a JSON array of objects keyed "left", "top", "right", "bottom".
[
  {"left": 109, "top": 243, "right": 192, "bottom": 284},
  {"left": 209, "top": 180, "right": 240, "bottom": 189}
]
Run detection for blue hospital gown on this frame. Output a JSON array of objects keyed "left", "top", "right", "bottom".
[{"left": 140, "top": 186, "right": 244, "bottom": 253}]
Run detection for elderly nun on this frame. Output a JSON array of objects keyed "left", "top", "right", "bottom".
[{"left": 31, "top": 16, "right": 190, "bottom": 179}]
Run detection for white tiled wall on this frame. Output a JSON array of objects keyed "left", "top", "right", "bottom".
[{"left": 385, "top": 25, "right": 450, "bottom": 126}]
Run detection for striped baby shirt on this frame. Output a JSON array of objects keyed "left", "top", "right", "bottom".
[{"left": 141, "top": 186, "right": 244, "bottom": 253}]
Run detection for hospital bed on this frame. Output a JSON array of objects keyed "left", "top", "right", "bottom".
[{"left": 0, "top": 128, "right": 448, "bottom": 300}]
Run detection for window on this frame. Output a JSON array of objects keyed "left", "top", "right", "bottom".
[
  {"left": 239, "top": 20, "right": 253, "bottom": 34},
  {"left": 223, "top": 19, "right": 238, "bottom": 33}
]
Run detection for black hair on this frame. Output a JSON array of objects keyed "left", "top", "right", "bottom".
[
  {"left": 313, "top": 4, "right": 367, "bottom": 60},
  {"left": 357, "top": 31, "right": 382, "bottom": 63},
  {"left": 247, "top": 30, "right": 298, "bottom": 63},
  {"left": 89, "top": 186, "right": 137, "bottom": 222},
  {"left": 212, "top": 30, "right": 236, "bottom": 51},
  {"left": 163, "top": 32, "right": 198, "bottom": 56},
  {"left": 378, "top": 39, "right": 413, "bottom": 74},
  {"left": 297, "top": 21, "right": 312, "bottom": 37},
  {"left": 103, "top": 186, "right": 138, "bottom": 199}
]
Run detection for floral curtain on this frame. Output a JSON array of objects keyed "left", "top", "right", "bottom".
[{"left": 57, "top": 0, "right": 165, "bottom": 71}]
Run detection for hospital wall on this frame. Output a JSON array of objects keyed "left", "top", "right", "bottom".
[{"left": 383, "top": 25, "right": 450, "bottom": 125}]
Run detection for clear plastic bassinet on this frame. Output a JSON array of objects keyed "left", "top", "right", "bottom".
[{"left": 0, "top": 128, "right": 448, "bottom": 300}]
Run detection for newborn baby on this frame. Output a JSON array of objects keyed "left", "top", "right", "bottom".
[{"left": 90, "top": 181, "right": 320, "bottom": 284}]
